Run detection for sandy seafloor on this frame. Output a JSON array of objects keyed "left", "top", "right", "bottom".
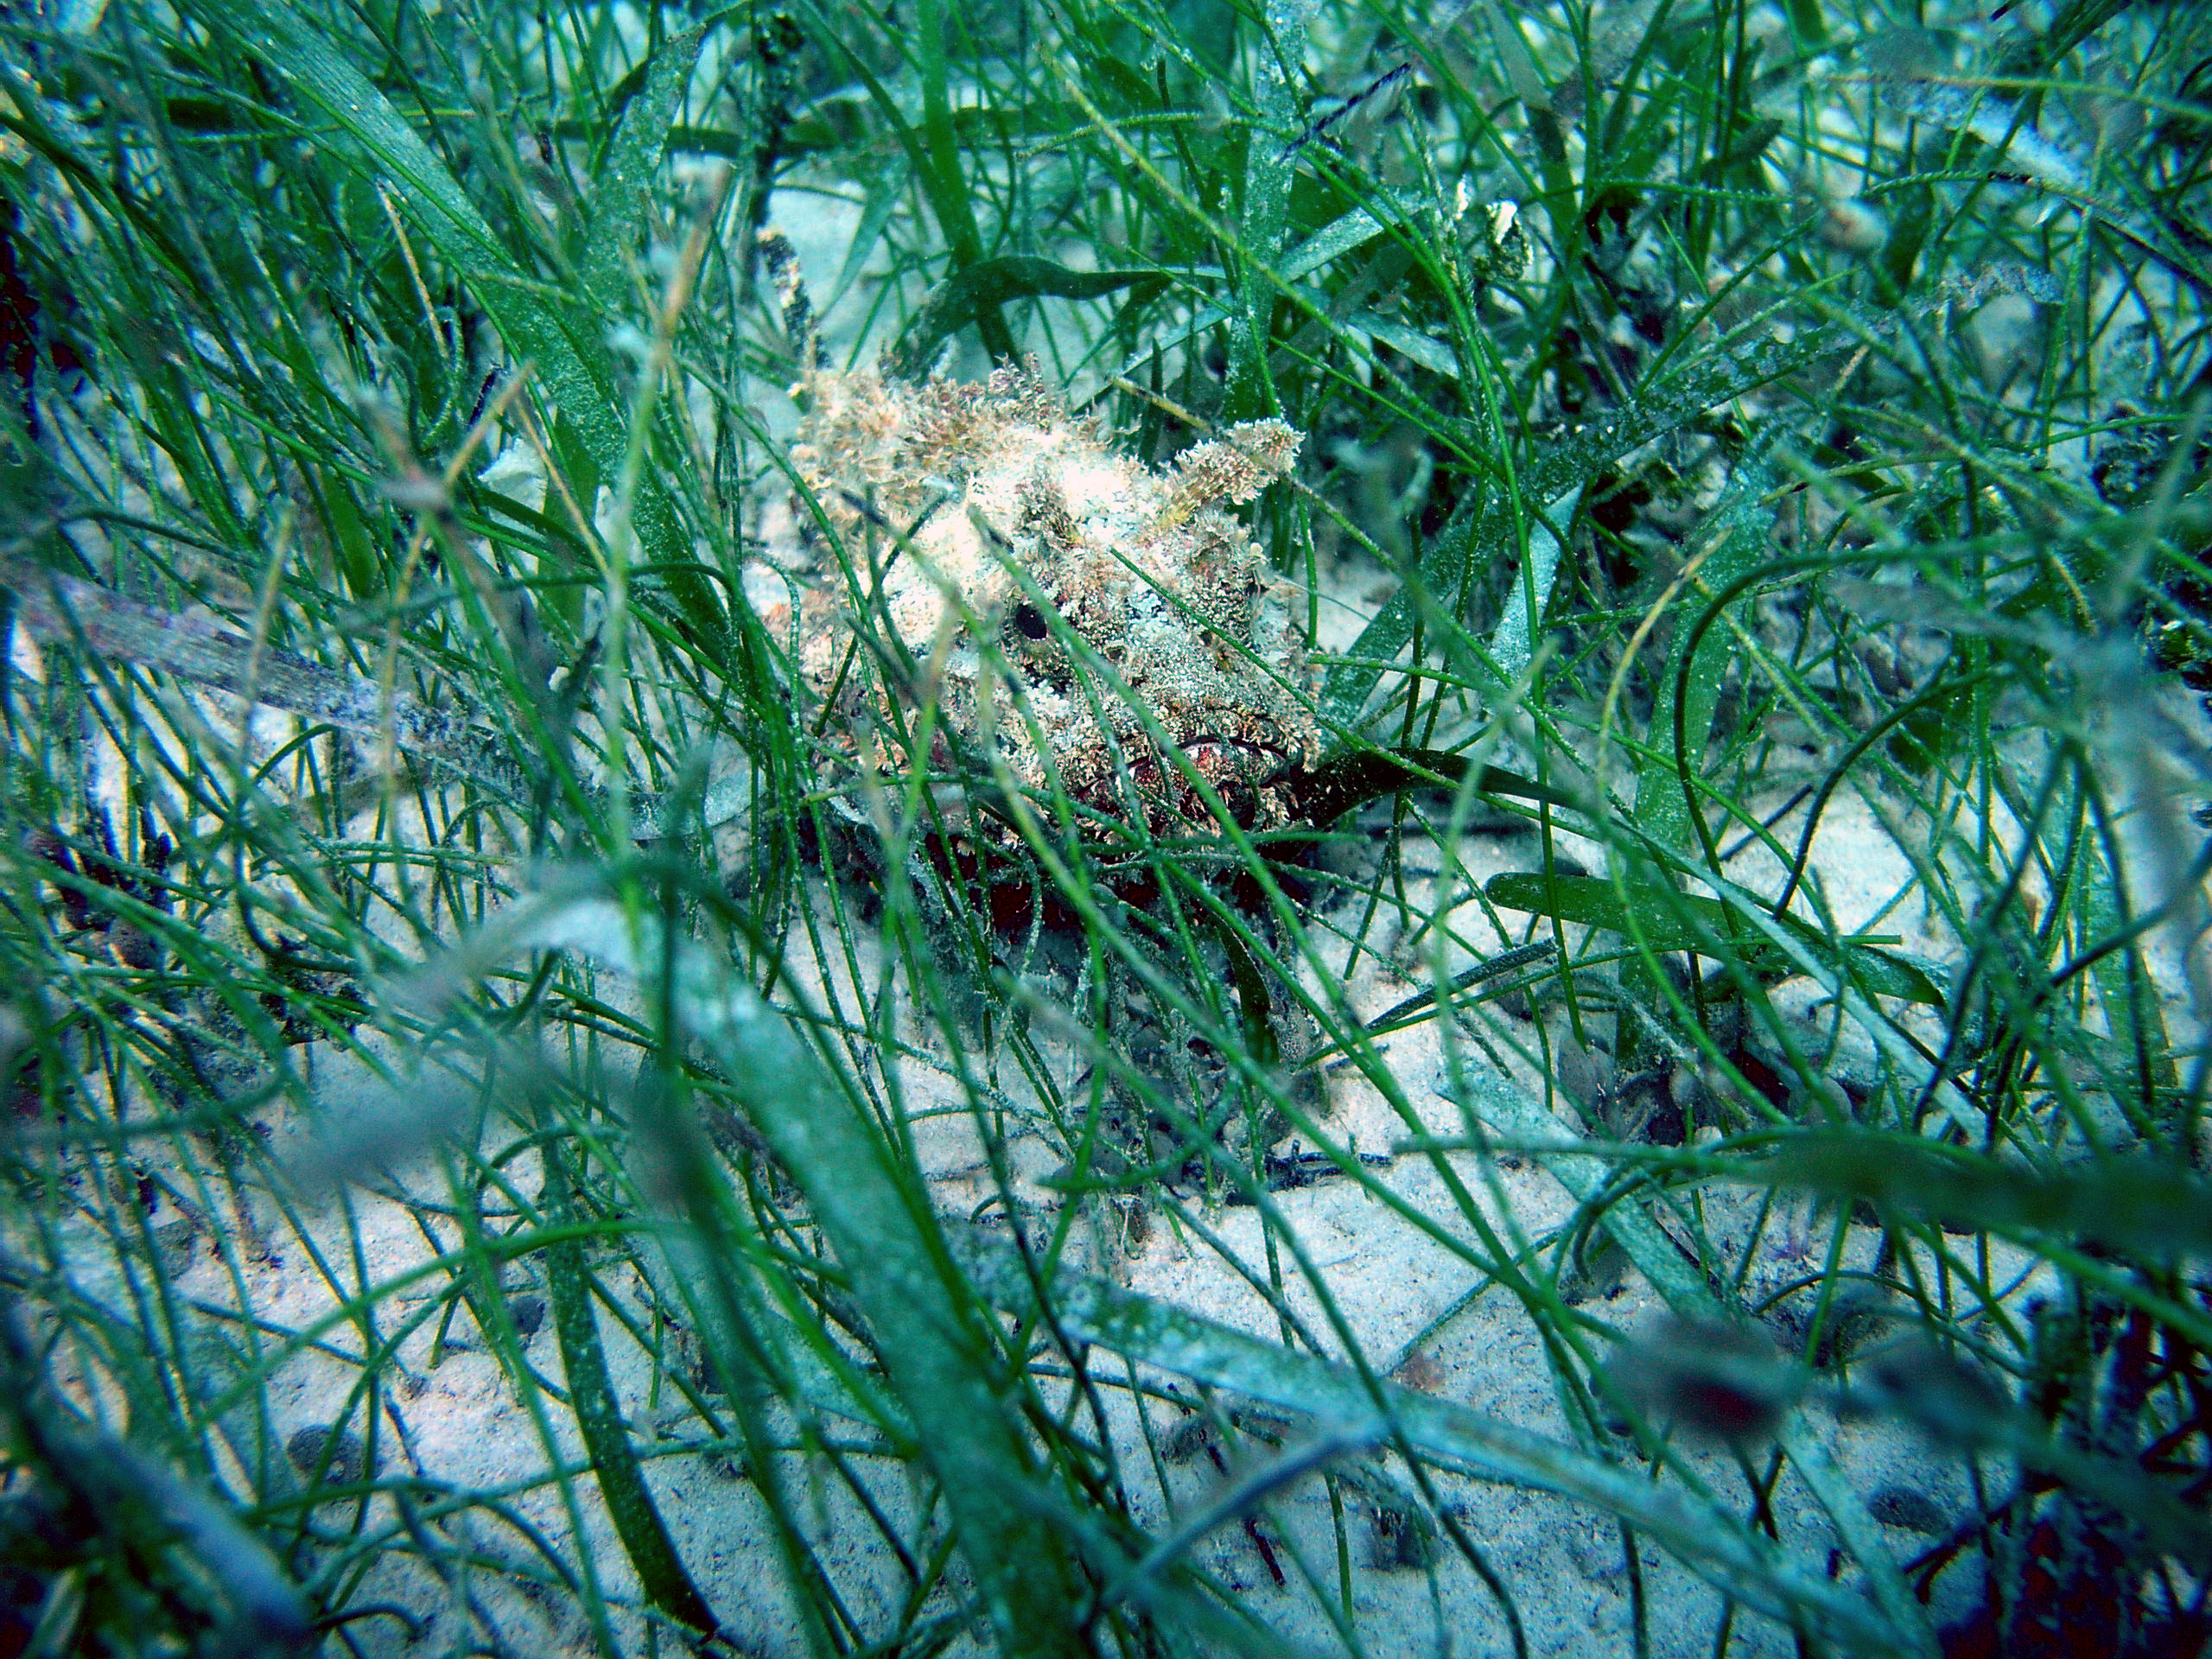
[
  {"left": 33, "top": 179, "right": 2212, "bottom": 1657},
  {"left": 211, "top": 781, "right": 2157, "bottom": 1658}
]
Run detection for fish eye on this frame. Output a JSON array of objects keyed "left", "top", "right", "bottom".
[{"left": 1013, "top": 603, "right": 1048, "bottom": 639}]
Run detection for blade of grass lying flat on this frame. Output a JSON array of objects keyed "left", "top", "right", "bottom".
[
  {"left": 506, "top": 893, "right": 1089, "bottom": 1658},
  {"left": 203, "top": 0, "right": 723, "bottom": 641},
  {"left": 1484, "top": 872, "right": 1946, "bottom": 1007},
  {"left": 582, "top": 24, "right": 708, "bottom": 315},
  {"left": 943, "top": 1231, "right": 1910, "bottom": 1656},
  {"left": 6, "top": 556, "right": 531, "bottom": 800},
  {"left": 3, "top": 558, "right": 747, "bottom": 834}
]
